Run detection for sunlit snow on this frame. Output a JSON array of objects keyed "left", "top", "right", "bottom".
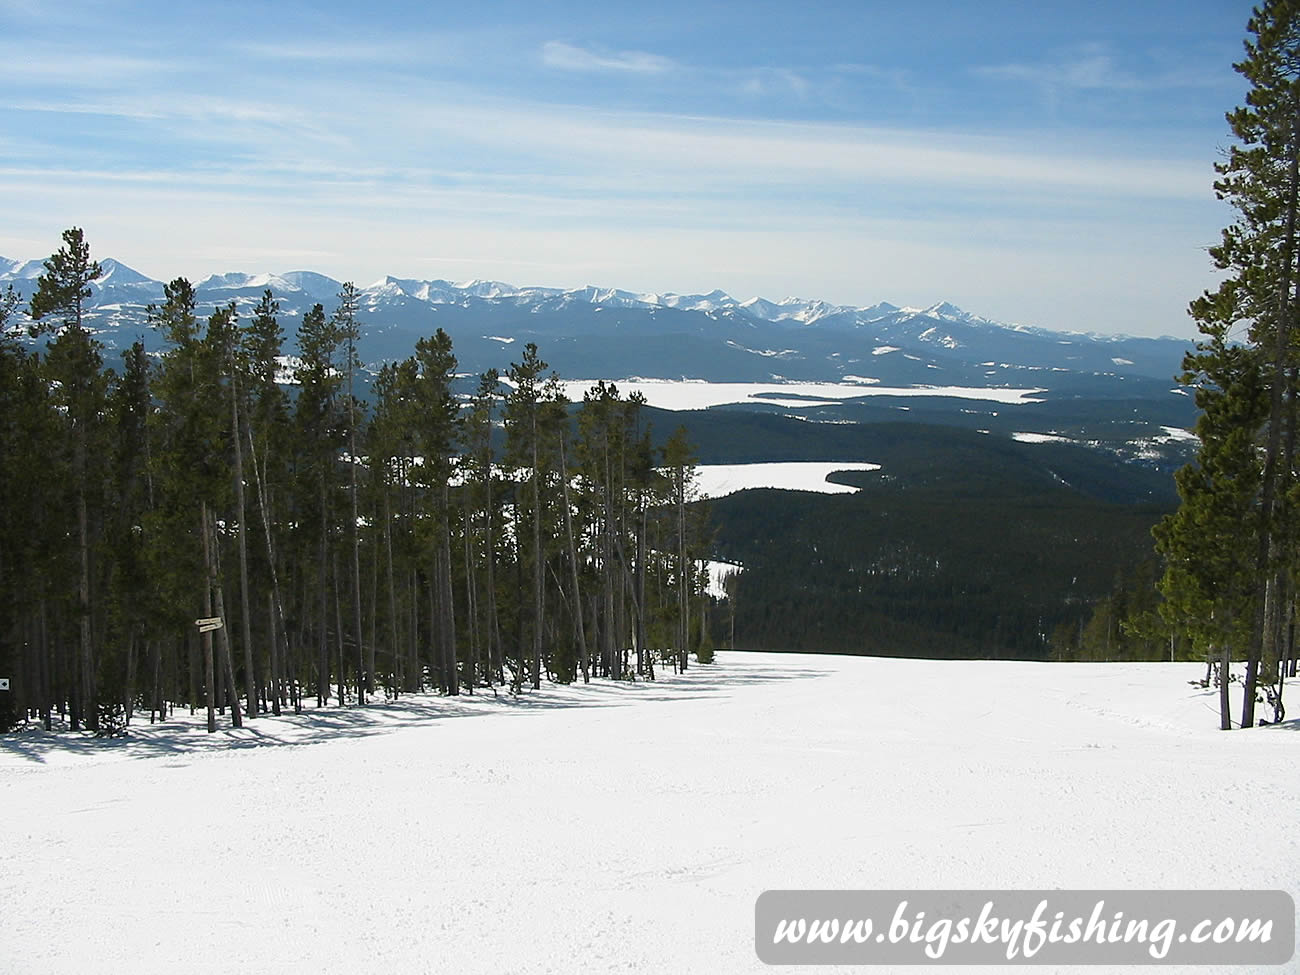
[
  {"left": 694, "top": 461, "right": 881, "bottom": 498},
  {"left": 0, "top": 655, "right": 1294, "bottom": 975},
  {"left": 1011, "top": 432, "right": 1073, "bottom": 444},
  {"left": 558, "top": 379, "right": 1042, "bottom": 411}
]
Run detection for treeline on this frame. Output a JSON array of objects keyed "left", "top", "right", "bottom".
[
  {"left": 1047, "top": 561, "right": 1188, "bottom": 663},
  {"left": 0, "top": 229, "right": 711, "bottom": 735}
]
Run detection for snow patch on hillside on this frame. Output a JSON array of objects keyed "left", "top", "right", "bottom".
[
  {"left": 695, "top": 461, "right": 882, "bottom": 497},
  {"left": 1012, "top": 432, "right": 1073, "bottom": 444},
  {"left": 560, "top": 379, "right": 1043, "bottom": 411}
]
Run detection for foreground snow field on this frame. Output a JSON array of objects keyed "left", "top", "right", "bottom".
[{"left": 1, "top": 653, "right": 1295, "bottom": 975}]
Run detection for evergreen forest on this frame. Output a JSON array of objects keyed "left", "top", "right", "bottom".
[{"left": 0, "top": 235, "right": 713, "bottom": 734}]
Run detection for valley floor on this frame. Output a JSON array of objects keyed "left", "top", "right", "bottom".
[{"left": 0, "top": 653, "right": 1295, "bottom": 974}]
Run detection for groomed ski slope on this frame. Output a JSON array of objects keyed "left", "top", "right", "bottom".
[{"left": 0, "top": 653, "right": 1295, "bottom": 975}]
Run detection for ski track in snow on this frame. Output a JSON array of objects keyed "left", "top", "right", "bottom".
[{"left": 0, "top": 654, "right": 1296, "bottom": 975}]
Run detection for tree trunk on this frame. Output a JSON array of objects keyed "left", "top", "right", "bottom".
[
  {"left": 231, "top": 376, "right": 257, "bottom": 717},
  {"left": 268, "top": 589, "right": 281, "bottom": 716},
  {"left": 317, "top": 475, "right": 329, "bottom": 708},
  {"left": 77, "top": 478, "right": 96, "bottom": 732},
  {"left": 210, "top": 511, "right": 243, "bottom": 729},
  {"left": 350, "top": 435, "right": 365, "bottom": 705},
  {"left": 441, "top": 482, "right": 458, "bottom": 696},
  {"left": 200, "top": 501, "right": 216, "bottom": 734},
  {"left": 1219, "top": 644, "right": 1232, "bottom": 732},
  {"left": 245, "top": 418, "right": 288, "bottom": 716},
  {"left": 559, "top": 434, "right": 589, "bottom": 683},
  {"left": 532, "top": 427, "right": 543, "bottom": 690},
  {"left": 215, "top": 579, "right": 243, "bottom": 728},
  {"left": 383, "top": 486, "right": 399, "bottom": 697},
  {"left": 333, "top": 551, "right": 345, "bottom": 706},
  {"left": 465, "top": 505, "right": 479, "bottom": 692},
  {"left": 485, "top": 473, "right": 502, "bottom": 686},
  {"left": 1246, "top": 99, "right": 1300, "bottom": 730},
  {"left": 677, "top": 473, "right": 689, "bottom": 674}
]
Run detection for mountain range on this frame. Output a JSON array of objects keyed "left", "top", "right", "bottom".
[{"left": 1, "top": 256, "right": 1192, "bottom": 391}]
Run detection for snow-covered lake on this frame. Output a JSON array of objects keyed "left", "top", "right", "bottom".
[
  {"left": 695, "top": 461, "right": 882, "bottom": 497},
  {"left": 1, "top": 654, "right": 1294, "bottom": 975},
  {"left": 559, "top": 378, "right": 1044, "bottom": 411}
]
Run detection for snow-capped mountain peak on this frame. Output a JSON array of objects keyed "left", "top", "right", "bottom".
[
  {"left": 94, "top": 259, "right": 154, "bottom": 287},
  {"left": 0, "top": 257, "right": 46, "bottom": 280}
]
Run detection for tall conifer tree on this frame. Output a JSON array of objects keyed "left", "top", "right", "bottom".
[{"left": 1161, "top": 1, "right": 1300, "bottom": 726}]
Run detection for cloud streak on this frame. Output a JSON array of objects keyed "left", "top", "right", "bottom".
[
  {"left": 975, "top": 44, "right": 1222, "bottom": 93},
  {"left": 541, "top": 41, "right": 676, "bottom": 74}
]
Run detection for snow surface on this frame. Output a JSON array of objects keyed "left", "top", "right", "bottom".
[
  {"left": 559, "top": 379, "right": 1043, "bottom": 411},
  {"left": 0, "top": 654, "right": 1295, "bottom": 975},
  {"left": 695, "top": 461, "right": 881, "bottom": 498},
  {"left": 1160, "top": 425, "right": 1199, "bottom": 443},
  {"left": 1012, "top": 431, "right": 1074, "bottom": 444}
]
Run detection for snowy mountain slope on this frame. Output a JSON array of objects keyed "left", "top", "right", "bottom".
[{"left": 0, "top": 653, "right": 1294, "bottom": 975}]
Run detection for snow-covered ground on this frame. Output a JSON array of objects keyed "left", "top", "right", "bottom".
[
  {"left": 695, "top": 461, "right": 882, "bottom": 498},
  {"left": 558, "top": 378, "right": 1044, "bottom": 411},
  {"left": 1, "top": 654, "right": 1295, "bottom": 975}
]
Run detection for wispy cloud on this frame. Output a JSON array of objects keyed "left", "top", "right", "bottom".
[
  {"left": 541, "top": 40, "right": 675, "bottom": 74},
  {"left": 233, "top": 35, "right": 463, "bottom": 66},
  {"left": 1, "top": 46, "right": 181, "bottom": 84},
  {"left": 738, "top": 69, "right": 812, "bottom": 99},
  {"left": 975, "top": 44, "right": 1217, "bottom": 92}
]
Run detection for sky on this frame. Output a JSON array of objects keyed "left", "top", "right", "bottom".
[{"left": 0, "top": 0, "right": 1258, "bottom": 338}]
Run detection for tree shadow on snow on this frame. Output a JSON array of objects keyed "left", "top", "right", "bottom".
[{"left": 0, "top": 655, "right": 828, "bottom": 765}]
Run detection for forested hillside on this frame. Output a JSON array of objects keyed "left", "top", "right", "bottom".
[{"left": 703, "top": 423, "right": 1173, "bottom": 658}]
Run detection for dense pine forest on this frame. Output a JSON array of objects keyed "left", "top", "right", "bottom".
[{"left": 0, "top": 230, "right": 714, "bottom": 734}]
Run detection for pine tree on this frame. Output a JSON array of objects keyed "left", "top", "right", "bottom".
[
  {"left": 505, "top": 343, "right": 549, "bottom": 691},
  {"left": 332, "top": 284, "right": 368, "bottom": 703},
  {"left": 148, "top": 280, "right": 238, "bottom": 731},
  {"left": 1161, "top": 1, "right": 1300, "bottom": 727},
  {"left": 29, "top": 228, "right": 106, "bottom": 731},
  {"left": 244, "top": 289, "right": 291, "bottom": 714},
  {"left": 662, "top": 426, "right": 699, "bottom": 673},
  {"left": 410, "top": 330, "right": 460, "bottom": 694},
  {"left": 462, "top": 369, "right": 505, "bottom": 688},
  {"left": 294, "top": 302, "right": 343, "bottom": 707}
]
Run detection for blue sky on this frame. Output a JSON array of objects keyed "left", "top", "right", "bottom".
[{"left": 0, "top": 0, "right": 1255, "bottom": 337}]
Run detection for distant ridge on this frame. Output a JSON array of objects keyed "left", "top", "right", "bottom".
[{"left": 0, "top": 253, "right": 1192, "bottom": 388}]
